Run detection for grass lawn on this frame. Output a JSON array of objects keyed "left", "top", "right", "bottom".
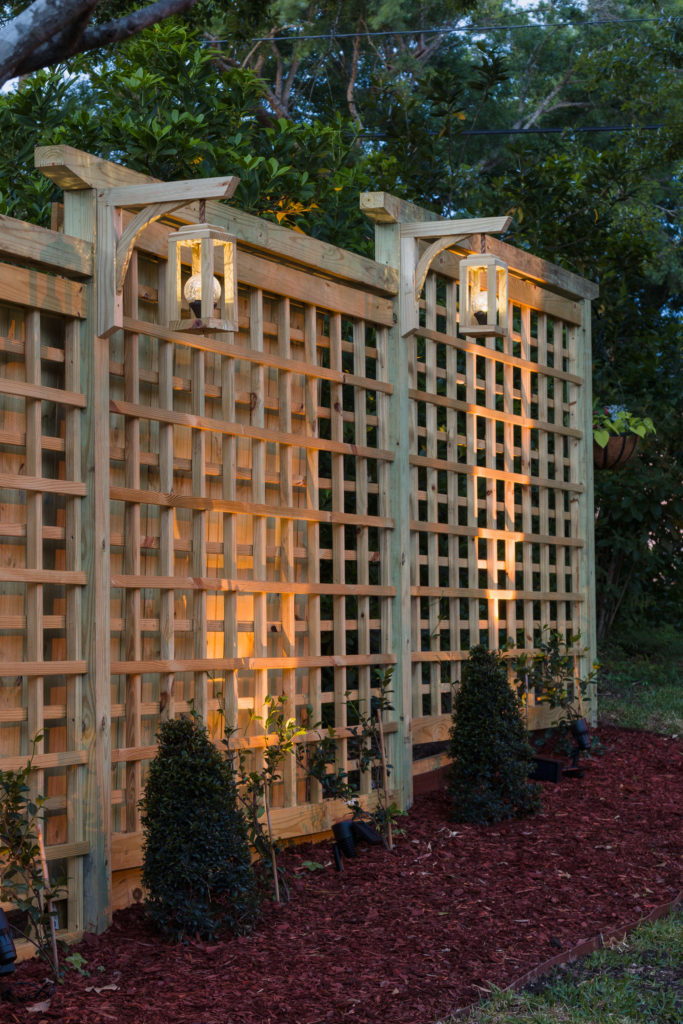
[
  {"left": 455, "top": 908, "right": 682, "bottom": 1023},
  {"left": 597, "top": 625, "right": 683, "bottom": 736},
  {"left": 447, "top": 625, "right": 682, "bottom": 1024}
]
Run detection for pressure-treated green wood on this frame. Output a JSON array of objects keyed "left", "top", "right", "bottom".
[{"left": 63, "top": 185, "right": 112, "bottom": 935}]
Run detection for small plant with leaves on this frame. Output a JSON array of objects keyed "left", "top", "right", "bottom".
[
  {"left": 0, "top": 739, "right": 62, "bottom": 976},
  {"left": 141, "top": 715, "right": 259, "bottom": 942},
  {"left": 448, "top": 646, "right": 541, "bottom": 824},
  {"left": 224, "top": 695, "right": 305, "bottom": 903},
  {"left": 592, "top": 402, "right": 655, "bottom": 448},
  {"left": 511, "top": 627, "right": 598, "bottom": 729},
  {"left": 299, "top": 667, "right": 403, "bottom": 847}
]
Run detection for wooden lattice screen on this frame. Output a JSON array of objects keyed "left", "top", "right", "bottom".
[
  {"left": 409, "top": 247, "right": 592, "bottom": 726},
  {"left": 0, "top": 222, "right": 91, "bottom": 937},
  {"left": 1, "top": 153, "right": 597, "bottom": 943}
]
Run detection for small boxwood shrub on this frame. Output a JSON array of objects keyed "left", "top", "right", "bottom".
[
  {"left": 141, "top": 716, "right": 259, "bottom": 941},
  {"left": 448, "top": 645, "right": 541, "bottom": 824}
]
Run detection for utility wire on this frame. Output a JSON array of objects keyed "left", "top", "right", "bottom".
[
  {"left": 439, "top": 123, "right": 672, "bottom": 136},
  {"left": 205, "top": 16, "right": 670, "bottom": 46}
]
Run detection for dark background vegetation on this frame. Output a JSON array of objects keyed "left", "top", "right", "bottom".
[{"left": 1, "top": 0, "right": 679, "bottom": 641}]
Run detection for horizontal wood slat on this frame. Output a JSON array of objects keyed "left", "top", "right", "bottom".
[
  {"left": 0, "top": 213, "right": 92, "bottom": 278},
  {"left": 109, "top": 399, "right": 394, "bottom": 464},
  {"left": 111, "top": 652, "right": 397, "bottom": 675},
  {"left": 110, "top": 485, "right": 394, "bottom": 529},
  {"left": 0, "top": 377, "right": 86, "bottom": 407},
  {"left": 0, "top": 262, "right": 86, "bottom": 318},
  {"left": 406, "top": 325, "right": 583, "bottom": 385}
]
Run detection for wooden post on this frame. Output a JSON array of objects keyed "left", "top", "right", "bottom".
[
  {"left": 575, "top": 298, "right": 598, "bottom": 723},
  {"left": 361, "top": 194, "right": 439, "bottom": 811},
  {"left": 63, "top": 185, "right": 112, "bottom": 934}
]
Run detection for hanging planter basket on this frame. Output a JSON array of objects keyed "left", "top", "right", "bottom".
[{"left": 593, "top": 434, "right": 638, "bottom": 470}]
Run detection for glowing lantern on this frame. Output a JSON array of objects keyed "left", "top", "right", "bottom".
[
  {"left": 458, "top": 254, "right": 508, "bottom": 337},
  {"left": 167, "top": 223, "right": 238, "bottom": 332}
]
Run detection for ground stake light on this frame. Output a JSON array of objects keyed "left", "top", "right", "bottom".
[
  {"left": 459, "top": 254, "right": 508, "bottom": 337},
  {"left": 167, "top": 223, "right": 238, "bottom": 332},
  {"left": 0, "top": 908, "right": 17, "bottom": 977}
]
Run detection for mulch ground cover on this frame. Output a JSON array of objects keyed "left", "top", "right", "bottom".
[{"left": 4, "top": 726, "right": 682, "bottom": 1024}]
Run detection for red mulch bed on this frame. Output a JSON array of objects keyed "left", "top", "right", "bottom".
[{"left": 4, "top": 727, "right": 682, "bottom": 1024}]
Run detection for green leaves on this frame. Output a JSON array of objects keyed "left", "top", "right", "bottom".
[
  {"left": 448, "top": 646, "right": 541, "bottom": 825},
  {"left": 141, "top": 716, "right": 259, "bottom": 941},
  {"left": 0, "top": 739, "right": 62, "bottom": 975}
]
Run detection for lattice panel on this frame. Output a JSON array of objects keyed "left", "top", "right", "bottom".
[
  {"left": 0, "top": 302, "right": 86, "bottom": 933},
  {"left": 409, "top": 268, "right": 585, "bottom": 719},
  {"left": 107, "top": 242, "right": 396, "bottom": 833}
]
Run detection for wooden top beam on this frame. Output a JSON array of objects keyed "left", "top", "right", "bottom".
[
  {"left": 460, "top": 233, "right": 599, "bottom": 301},
  {"left": 400, "top": 215, "right": 511, "bottom": 239},
  {"left": 36, "top": 146, "right": 397, "bottom": 297},
  {"left": 103, "top": 176, "right": 239, "bottom": 209},
  {"left": 360, "top": 192, "right": 441, "bottom": 225},
  {"left": 36, "top": 145, "right": 158, "bottom": 190}
]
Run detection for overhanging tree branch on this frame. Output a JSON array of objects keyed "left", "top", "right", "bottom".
[{"left": 0, "top": 0, "right": 200, "bottom": 84}]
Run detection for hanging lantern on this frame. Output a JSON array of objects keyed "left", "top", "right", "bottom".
[
  {"left": 167, "top": 223, "right": 238, "bottom": 332},
  {"left": 458, "top": 254, "right": 508, "bottom": 337}
]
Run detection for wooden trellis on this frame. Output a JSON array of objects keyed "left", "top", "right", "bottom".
[{"left": 0, "top": 151, "right": 597, "bottom": 945}]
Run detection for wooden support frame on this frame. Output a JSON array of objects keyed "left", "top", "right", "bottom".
[
  {"left": 0, "top": 151, "right": 597, "bottom": 938},
  {"left": 96, "top": 176, "right": 239, "bottom": 337}
]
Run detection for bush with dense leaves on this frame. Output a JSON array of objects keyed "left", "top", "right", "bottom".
[
  {"left": 141, "top": 716, "right": 259, "bottom": 941},
  {"left": 448, "top": 646, "right": 541, "bottom": 824}
]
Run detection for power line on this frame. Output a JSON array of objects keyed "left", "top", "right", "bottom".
[
  {"left": 454, "top": 123, "right": 671, "bottom": 136},
  {"left": 205, "top": 16, "right": 670, "bottom": 46},
  {"left": 356, "top": 123, "right": 674, "bottom": 139}
]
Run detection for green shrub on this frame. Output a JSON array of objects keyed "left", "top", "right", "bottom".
[
  {"left": 141, "top": 716, "right": 259, "bottom": 941},
  {"left": 448, "top": 646, "right": 541, "bottom": 824}
]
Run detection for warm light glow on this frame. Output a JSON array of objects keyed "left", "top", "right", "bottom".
[
  {"left": 183, "top": 273, "right": 221, "bottom": 305},
  {"left": 472, "top": 283, "right": 489, "bottom": 317}
]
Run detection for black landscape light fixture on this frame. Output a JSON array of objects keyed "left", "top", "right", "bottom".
[
  {"left": 570, "top": 717, "right": 591, "bottom": 766},
  {"left": 0, "top": 908, "right": 17, "bottom": 977}
]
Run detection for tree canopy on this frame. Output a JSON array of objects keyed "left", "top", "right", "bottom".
[
  {"left": 0, "top": 1, "right": 200, "bottom": 85},
  {"left": 0, "top": 0, "right": 679, "bottom": 635}
]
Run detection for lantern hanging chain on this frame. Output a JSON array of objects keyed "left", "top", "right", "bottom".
[{"left": 199, "top": 199, "right": 206, "bottom": 223}]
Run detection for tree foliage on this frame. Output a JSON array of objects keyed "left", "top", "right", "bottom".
[
  {"left": 0, "top": 0, "right": 200, "bottom": 85},
  {"left": 0, "top": 0, "right": 679, "bottom": 634}
]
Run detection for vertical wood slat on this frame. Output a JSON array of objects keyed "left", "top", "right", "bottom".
[
  {"left": 519, "top": 307, "right": 534, "bottom": 648},
  {"left": 64, "top": 317, "right": 84, "bottom": 933},
  {"left": 375, "top": 322, "right": 393, "bottom": 732},
  {"left": 158, "top": 289, "right": 175, "bottom": 722},
  {"left": 503, "top": 302, "right": 517, "bottom": 646},
  {"left": 464, "top": 298, "right": 479, "bottom": 651},
  {"left": 353, "top": 318, "right": 371, "bottom": 797},
  {"left": 329, "top": 313, "right": 347, "bottom": 775},
  {"left": 250, "top": 289, "right": 267, "bottom": 734},
  {"left": 221, "top": 341, "right": 238, "bottom": 733},
  {"left": 424, "top": 275, "right": 440, "bottom": 714},
  {"left": 484, "top": 332, "right": 498, "bottom": 648},
  {"left": 304, "top": 303, "right": 322, "bottom": 802},
  {"left": 191, "top": 343, "right": 208, "bottom": 720},
  {"left": 445, "top": 279, "right": 460, "bottom": 684},
  {"left": 24, "top": 310, "right": 44, "bottom": 796},
  {"left": 123, "top": 253, "right": 141, "bottom": 832},
  {"left": 537, "top": 314, "right": 551, "bottom": 628},
  {"left": 278, "top": 296, "right": 296, "bottom": 805}
]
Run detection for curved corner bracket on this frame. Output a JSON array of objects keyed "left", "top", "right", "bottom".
[
  {"left": 414, "top": 234, "right": 467, "bottom": 301},
  {"left": 115, "top": 200, "right": 188, "bottom": 294}
]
